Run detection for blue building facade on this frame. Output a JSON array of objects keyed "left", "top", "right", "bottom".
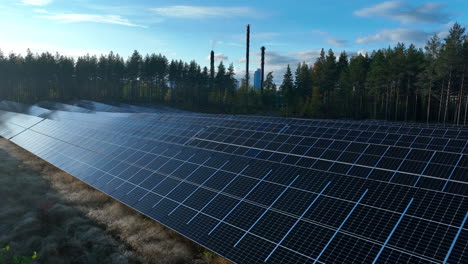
[{"left": 253, "top": 68, "right": 262, "bottom": 90}]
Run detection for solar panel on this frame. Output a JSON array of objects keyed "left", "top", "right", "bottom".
[
  {"left": 72, "top": 100, "right": 138, "bottom": 112},
  {"left": 0, "top": 100, "right": 51, "bottom": 116},
  {"left": 0, "top": 104, "right": 467, "bottom": 264},
  {"left": 36, "top": 101, "right": 93, "bottom": 113}
]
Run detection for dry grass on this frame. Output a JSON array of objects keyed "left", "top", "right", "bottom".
[{"left": 0, "top": 138, "right": 230, "bottom": 264}]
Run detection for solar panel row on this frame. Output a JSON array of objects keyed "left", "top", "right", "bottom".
[
  {"left": 0, "top": 103, "right": 467, "bottom": 264},
  {"left": 25, "top": 114, "right": 467, "bottom": 196}
]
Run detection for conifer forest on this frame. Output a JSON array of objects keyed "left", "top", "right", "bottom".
[{"left": 1, "top": 23, "right": 467, "bottom": 125}]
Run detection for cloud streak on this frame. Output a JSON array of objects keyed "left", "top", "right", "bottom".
[
  {"left": 355, "top": 28, "right": 432, "bottom": 44},
  {"left": 21, "top": 0, "right": 52, "bottom": 6},
  {"left": 34, "top": 8, "right": 48, "bottom": 13},
  {"left": 151, "top": 5, "right": 259, "bottom": 18},
  {"left": 205, "top": 53, "right": 228, "bottom": 62},
  {"left": 326, "top": 38, "right": 348, "bottom": 46},
  {"left": 354, "top": 1, "right": 450, "bottom": 24},
  {"left": 39, "top": 13, "right": 146, "bottom": 28},
  {"left": 312, "top": 29, "right": 327, "bottom": 35}
]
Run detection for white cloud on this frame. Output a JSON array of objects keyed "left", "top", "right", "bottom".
[
  {"left": 227, "top": 42, "right": 243, "bottom": 47},
  {"left": 205, "top": 53, "right": 228, "bottom": 62},
  {"left": 312, "top": 29, "right": 327, "bottom": 35},
  {"left": 355, "top": 1, "right": 402, "bottom": 16},
  {"left": 354, "top": 1, "right": 450, "bottom": 24},
  {"left": 237, "top": 57, "right": 246, "bottom": 64},
  {"left": 84, "top": 4, "right": 164, "bottom": 24},
  {"left": 34, "top": 8, "right": 48, "bottom": 13},
  {"left": 436, "top": 21, "right": 456, "bottom": 39},
  {"left": 290, "top": 50, "right": 322, "bottom": 63},
  {"left": 211, "top": 40, "right": 223, "bottom": 49},
  {"left": 21, "top": 0, "right": 52, "bottom": 6},
  {"left": 355, "top": 28, "right": 432, "bottom": 44},
  {"left": 39, "top": 13, "right": 147, "bottom": 28},
  {"left": 151, "top": 5, "right": 258, "bottom": 18},
  {"left": 326, "top": 38, "right": 348, "bottom": 46},
  {"left": 357, "top": 49, "right": 368, "bottom": 56},
  {"left": 0, "top": 42, "right": 107, "bottom": 59}
]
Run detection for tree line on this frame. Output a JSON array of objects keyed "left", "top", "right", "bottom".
[
  {"left": 0, "top": 23, "right": 466, "bottom": 124},
  {"left": 279, "top": 23, "right": 467, "bottom": 125},
  {"left": 0, "top": 49, "right": 238, "bottom": 111}
]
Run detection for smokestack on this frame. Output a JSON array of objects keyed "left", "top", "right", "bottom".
[
  {"left": 246, "top": 24, "right": 250, "bottom": 89},
  {"left": 210, "top": 50, "right": 215, "bottom": 94},
  {"left": 261, "top": 46, "right": 265, "bottom": 93},
  {"left": 210, "top": 50, "right": 215, "bottom": 81}
]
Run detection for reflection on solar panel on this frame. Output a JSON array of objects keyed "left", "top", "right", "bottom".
[
  {"left": 0, "top": 100, "right": 51, "bottom": 116},
  {"left": 36, "top": 101, "right": 93, "bottom": 113},
  {"left": 0, "top": 102, "right": 467, "bottom": 264}
]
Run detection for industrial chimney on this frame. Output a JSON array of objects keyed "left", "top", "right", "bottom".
[
  {"left": 261, "top": 46, "right": 265, "bottom": 93},
  {"left": 210, "top": 50, "right": 215, "bottom": 91},
  {"left": 245, "top": 24, "right": 250, "bottom": 90},
  {"left": 210, "top": 50, "right": 215, "bottom": 79}
]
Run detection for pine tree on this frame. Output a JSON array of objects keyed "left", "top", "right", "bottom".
[
  {"left": 294, "top": 62, "right": 312, "bottom": 113},
  {"left": 366, "top": 50, "right": 390, "bottom": 119},
  {"left": 440, "top": 22, "right": 465, "bottom": 124},
  {"left": 419, "top": 35, "right": 442, "bottom": 123},
  {"left": 388, "top": 43, "right": 406, "bottom": 120},
  {"left": 323, "top": 49, "right": 337, "bottom": 117},
  {"left": 262, "top": 72, "right": 277, "bottom": 109},
  {"left": 280, "top": 65, "right": 294, "bottom": 114},
  {"left": 214, "top": 62, "right": 226, "bottom": 104},
  {"left": 336, "top": 51, "right": 351, "bottom": 117},
  {"left": 349, "top": 53, "right": 369, "bottom": 119},
  {"left": 404, "top": 44, "right": 424, "bottom": 121},
  {"left": 126, "top": 50, "right": 142, "bottom": 101},
  {"left": 462, "top": 35, "right": 468, "bottom": 125},
  {"left": 224, "top": 63, "right": 237, "bottom": 105}
]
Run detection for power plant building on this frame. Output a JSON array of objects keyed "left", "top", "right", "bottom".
[{"left": 253, "top": 68, "right": 262, "bottom": 90}]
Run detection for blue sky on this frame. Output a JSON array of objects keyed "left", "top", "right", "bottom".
[{"left": 0, "top": 0, "right": 467, "bottom": 82}]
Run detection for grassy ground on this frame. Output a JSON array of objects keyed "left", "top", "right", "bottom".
[{"left": 0, "top": 138, "right": 230, "bottom": 264}]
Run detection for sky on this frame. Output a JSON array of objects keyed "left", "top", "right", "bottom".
[{"left": 0, "top": 0, "right": 467, "bottom": 83}]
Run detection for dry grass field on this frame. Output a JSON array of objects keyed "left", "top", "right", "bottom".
[{"left": 0, "top": 138, "right": 230, "bottom": 264}]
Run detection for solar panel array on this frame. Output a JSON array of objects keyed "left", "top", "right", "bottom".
[{"left": 0, "top": 101, "right": 466, "bottom": 264}]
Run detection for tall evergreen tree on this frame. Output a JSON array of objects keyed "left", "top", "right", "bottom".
[
  {"left": 462, "top": 35, "right": 468, "bottom": 125},
  {"left": 370, "top": 50, "right": 389, "bottom": 120},
  {"left": 419, "top": 35, "right": 442, "bottom": 123},
  {"left": 262, "top": 72, "right": 277, "bottom": 109},
  {"left": 440, "top": 22, "right": 465, "bottom": 124},
  {"left": 126, "top": 50, "right": 142, "bottom": 101},
  {"left": 349, "top": 53, "right": 369, "bottom": 119},
  {"left": 336, "top": 51, "right": 351, "bottom": 117},
  {"left": 280, "top": 65, "right": 294, "bottom": 114},
  {"left": 404, "top": 44, "right": 424, "bottom": 121}
]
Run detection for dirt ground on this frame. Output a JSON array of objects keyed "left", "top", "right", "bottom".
[{"left": 0, "top": 138, "right": 229, "bottom": 264}]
